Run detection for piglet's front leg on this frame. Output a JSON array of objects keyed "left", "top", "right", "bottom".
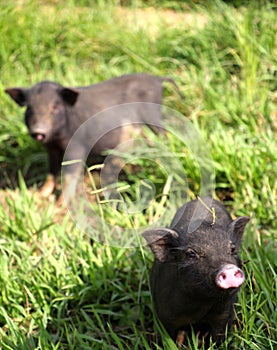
[{"left": 39, "top": 146, "right": 63, "bottom": 197}]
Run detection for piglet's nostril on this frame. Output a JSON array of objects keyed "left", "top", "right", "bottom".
[{"left": 235, "top": 270, "right": 244, "bottom": 278}]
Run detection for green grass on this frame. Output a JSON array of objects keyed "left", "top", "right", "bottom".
[{"left": 0, "top": 0, "right": 276, "bottom": 349}]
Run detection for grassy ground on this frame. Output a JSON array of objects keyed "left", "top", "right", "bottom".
[{"left": 0, "top": 0, "right": 276, "bottom": 349}]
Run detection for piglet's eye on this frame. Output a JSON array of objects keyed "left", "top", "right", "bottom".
[
  {"left": 230, "top": 244, "right": 237, "bottom": 254},
  {"left": 186, "top": 249, "right": 197, "bottom": 258}
]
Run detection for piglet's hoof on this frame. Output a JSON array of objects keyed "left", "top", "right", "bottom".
[
  {"left": 39, "top": 175, "right": 55, "bottom": 197},
  {"left": 177, "top": 330, "right": 188, "bottom": 349}
]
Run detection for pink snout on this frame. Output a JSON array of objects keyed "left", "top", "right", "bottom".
[
  {"left": 31, "top": 132, "right": 46, "bottom": 141},
  {"left": 216, "top": 264, "right": 245, "bottom": 289}
]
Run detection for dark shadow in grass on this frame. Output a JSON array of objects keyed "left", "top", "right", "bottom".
[{"left": 0, "top": 135, "right": 48, "bottom": 190}]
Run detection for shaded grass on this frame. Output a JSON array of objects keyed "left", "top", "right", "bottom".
[{"left": 0, "top": 0, "right": 276, "bottom": 349}]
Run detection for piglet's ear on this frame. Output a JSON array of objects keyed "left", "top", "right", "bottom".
[
  {"left": 142, "top": 228, "right": 179, "bottom": 262},
  {"left": 5, "top": 88, "right": 27, "bottom": 107},
  {"left": 59, "top": 87, "right": 79, "bottom": 106},
  {"left": 228, "top": 216, "right": 250, "bottom": 244}
]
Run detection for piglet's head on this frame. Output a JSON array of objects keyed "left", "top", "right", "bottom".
[
  {"left": 5, "top": 82, "right": 79, "bottom": 143},
  {"left": 143, "top": 216, "right": 249, "bottom": 295}
]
